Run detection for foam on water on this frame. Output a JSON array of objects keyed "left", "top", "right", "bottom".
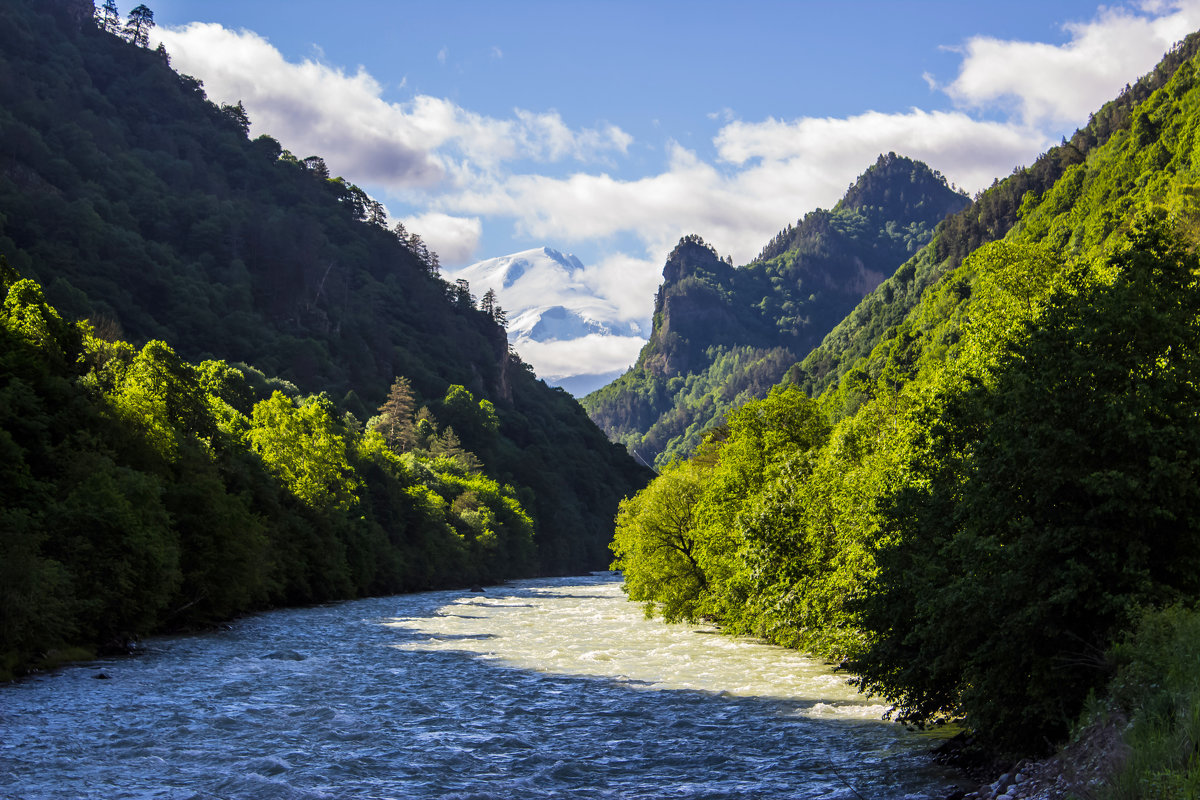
[{"left": 0, "top": 574, "right": 958, "bottom": 799}]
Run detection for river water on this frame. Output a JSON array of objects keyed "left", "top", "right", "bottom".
[{"left": 0, "top": 574, "right": 957, "bottom": 799}]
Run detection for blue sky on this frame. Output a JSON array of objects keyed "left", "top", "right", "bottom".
[{"left": 143, "top": 0, "right": 1200, "bottom": 380}]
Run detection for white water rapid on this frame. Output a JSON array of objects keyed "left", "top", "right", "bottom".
[{"left": 0, "top": 574, "right": 957, "bottom": 799}]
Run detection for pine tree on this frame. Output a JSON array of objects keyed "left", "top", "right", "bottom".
[
  {"left": 480, "top": 288, "right": 497, "bottom": 316},
  {"left": 374, "top": 376, "right": 416, "bottom": 452},
  {"left": 123, "top": 4, "right": 154, "bottom": 47},
  {"left": 95, "top": 0, "right": 120, "bottom": 34}
]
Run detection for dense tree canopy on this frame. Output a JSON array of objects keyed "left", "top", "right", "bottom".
[
  {"left": 610, "top": 30, "right": 1200, "bottom": 755},
  {"left": 0, "top": 0, "right": 650, "bottom": 582}
]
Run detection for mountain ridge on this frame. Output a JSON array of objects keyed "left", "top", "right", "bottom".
[
  {"left": 581, "top": 153, "right": 968, "bottom": 465},
  {"left": 0, "top": 0, "right": 651, "bottom": 577}
]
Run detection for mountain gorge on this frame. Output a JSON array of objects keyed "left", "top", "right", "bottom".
[
  {"left": 611, "top": 27, "right": 1200, "bottom": 784},
  {"left": 582, "top": 153, "right": 968, "bottom": 465},
  {"left": 0, "top": 0, "right": 651, "bottom": 674}
]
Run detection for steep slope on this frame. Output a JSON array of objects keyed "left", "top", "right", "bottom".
[
  {"left": 0, "top": 0, "right": 651, "bottom": 574},
  {"left": 792, "top": 34, "right": 1200, "bottom": 403},
  {"left": 610, "top": 29, "right": 1200, "bottom": 756},
  {"left": 581, "top": 154, "right": 967, "bottom": 465}
]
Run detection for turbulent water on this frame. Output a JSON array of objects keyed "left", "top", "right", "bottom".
[{"left": 0, "top": 574, "right": 957, "bottom": 799}]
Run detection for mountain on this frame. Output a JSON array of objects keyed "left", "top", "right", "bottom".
[
  {"left": 581, "top": 153, "right": 969, "bottom": 465},
  {"left": 452, "top": 247, "right": 646, "bottom": 395},
  {"left": 609, "top": 28, "right": 1200, "bottom": 758},
  {"left": 790, "top": 35, "right": 1200, "bottom": 410},
  {"left": 0, "top": 0, "right": 651, "bottom": 578}
]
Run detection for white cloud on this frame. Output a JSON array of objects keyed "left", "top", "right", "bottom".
[
  {"left": 942, "top": 1, "right": 1200, "bottom": 126},
  {"left": 576, "top": 252, "right": 664, "bottom": 325},
  {"left": 400, "top": 212, "right": 482, "bottom": 267},
  {"left": 152, "top": 23, "right": 633, "bottom": 189},
  {"left": 438, "top": 109, "right": 1048, "bottom": 274},
  {"left": 513, "top": 335, "right": 646, "bottom": 381},
  {"left": 150, "top": 3, "right": 1200, "bottom": 383}
]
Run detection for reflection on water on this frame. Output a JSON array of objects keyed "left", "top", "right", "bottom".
[{"left": 0, "top": 573, "right": 958, "bottom": 799}]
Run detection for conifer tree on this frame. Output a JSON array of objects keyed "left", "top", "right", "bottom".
[
  {"left": 95, "top": 0, "right": 120, "bottom": 34},
  {"left": 374, "top": 376, "right": 416, "bottom": 452},
  {"left": 123, "top": 4, "right": 154, "bottom": 47}
]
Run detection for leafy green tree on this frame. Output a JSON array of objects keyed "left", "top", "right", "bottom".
[
  {"left": 249, "top": 392, "right": 360, "bottom": 511},
  {"left": 220, "top": 101, "right": 250, "bottom": 136},
  {"left": 439, "top": 383, "right": 498, "bottom": 453},
  {"left": 854, "top": 215, "right": 1200, "bottom": 749},
  {"left": 610, "top": 459, "right": 708, "bottom": 621},
  {"left": 111, "top": 340, "right": 214, "bottom": 462}
]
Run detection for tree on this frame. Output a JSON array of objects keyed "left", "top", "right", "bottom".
[
  {"left": 453, "top": 279, "right": 473, "bottom": 308},
  {"left": 123, "top": 4, "right": 154, "bottom": 47},
  {"left": 301, "top": 155, "right": 329, "bottom": 179},
  {"left": 220, "top": 101, "right": 250, "bottom": 136},
  {"left": 249, "top": 392, "right": 360, "bottom": 512},
  {"left": 853, "top": 214, "right": 1200, "bottom": 749},
  {"left": 374, "top": 376, "right": 416, "bottom": 452},
  {"left": 95, "top": 0, "right": 120, "bottom": 34},
  {"left": 610, "top": 459, "right": 709, "bottom": 621},
  {"left": 480, "top": 288, "right": 497, "bottom": 316}
]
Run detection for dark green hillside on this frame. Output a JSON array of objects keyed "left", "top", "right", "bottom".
[
  {"left": 793, "top": 32, "right": 1200, "bottom": 402},
  {"left": 0, "top": 0, "right": 650, "bottom": 575},
  {"left": 582, "top": 154, "right": 966, "bottom": 465},
  {"left": 611, "top": 29, "right": 1200, "bottom": 760}
]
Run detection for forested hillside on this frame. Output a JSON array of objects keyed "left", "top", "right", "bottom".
[
  {"left": 611, "top": 28, "right": 1200, "bottom": 780},
  {"left": 582, "top": 154, "right": 966, "bottom": 466},
  {"left": 792, "top": 33, "right": 1200, "bottom": 402},
  {"left": 0, "top": 0, "right": 651, "bottom": 677},
  {"left": 0, "top": 0, "right": 649, "bottom": 576}
]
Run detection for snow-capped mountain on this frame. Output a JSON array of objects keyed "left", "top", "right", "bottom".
[{"left": 451, "top": 247, "right": 648, "bottom": 394}]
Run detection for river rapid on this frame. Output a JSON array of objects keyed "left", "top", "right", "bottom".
[{"left": 1, "top": 574, "right": 957, "bottom": 799}]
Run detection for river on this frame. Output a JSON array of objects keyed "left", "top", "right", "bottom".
[{"left": 0, "top": 574, "right": 957, "bottom": 799}]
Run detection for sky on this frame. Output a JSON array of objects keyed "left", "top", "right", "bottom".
[{"left": 142, "top": 0, "right": 1200, "bottom": 383}]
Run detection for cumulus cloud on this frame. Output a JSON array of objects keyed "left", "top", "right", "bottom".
[
  {"left": 942, "top": 1, "right": 1200, "bottom": 126},
  {"left": 400, "top": 212, "right": 483, "bottom": 267},
  {"left": 513, "top": 335, "right": 647, "bottom": 381},
  {"left": 576, "top": 252, "right": 665, "bottom": 326},
  {"left": 153, "top": 3, "right": 1200, "bottom": 381},
  {"left": 440, "top": 109, "right": 1048, "bottom": 270},
  {"left": 152, "top": 23, "right": 633, "bottom": 190}
]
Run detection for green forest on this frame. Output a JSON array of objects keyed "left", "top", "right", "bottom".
[
  {"left": 610, "top": 29, "right": 1200, "bottom": 790},
  {"left": 582, "top": 154, "right": 968, "bottom": 467},
  {"left": 11, "top": 0, "right": 1200, "bottom": 792},
  {"left": 0, "top": 0, "right": 650, "bottom": 678}
]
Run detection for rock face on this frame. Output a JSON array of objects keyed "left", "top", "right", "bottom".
[{"left": 582, "top": 154, "right": 970, "bottom": 465}]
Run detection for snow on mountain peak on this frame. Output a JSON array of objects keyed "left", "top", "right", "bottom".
[{"left": 451, "top": 247, "right": 648, "bottom": 392}]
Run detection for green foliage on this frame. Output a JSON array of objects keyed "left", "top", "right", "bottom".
[
  {"left": 611, "top": 459, "right": 709, "bottom": 622},
  {"left": 0, "top": 0, "right": 650, "bottom": 584},
  {"left": 1101, "top": 606, "right": 1200, "bottom": 800},
  {"left": 610, "top": 33, "right": 1200, "bottom": 758},
  {"left": 0, "top": 264, "right": 540, "bottom": 676},
  {"left": 250, "top": 392, "right": 359, "bottom": 512},
  {"left": 584, "top": 154, "right": 967, "bottom": 466},
  {"left": 611, "top": 385, "right": 834, "bottom": 639},
  {"left": 854, "top": 216, "right": 1200, "bottom": 749}
]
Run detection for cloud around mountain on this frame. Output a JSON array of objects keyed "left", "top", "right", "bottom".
[
  {"left": 451, "top": 248, "right": 648, "bottom": 391},
  {"left": 152, "top": 2, "right": 1200, "bottom": 387}
]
